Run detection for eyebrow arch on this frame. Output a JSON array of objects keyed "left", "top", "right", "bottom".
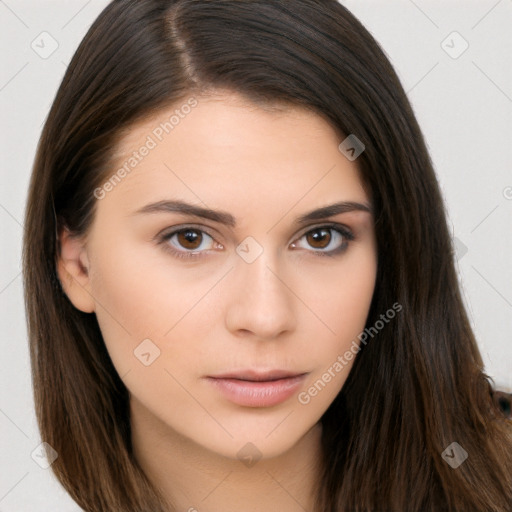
[{"left": 131, "top": 199, "right": 372, "bottom": 227}]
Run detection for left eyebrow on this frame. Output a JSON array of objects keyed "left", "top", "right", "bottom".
[
  {"left": 131, "top": 199, "right": 373, "bottom": 227},
  {"left": 296, "top": 201, "right": 372, "bottom": 224}
]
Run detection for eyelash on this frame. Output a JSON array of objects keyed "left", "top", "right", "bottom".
[{"left": 156, "top": 223, "right": 356, "bottom": 261}]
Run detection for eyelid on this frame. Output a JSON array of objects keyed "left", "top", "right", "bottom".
[
  {"left": 290, "top": 222, "right": 355, "bottom": 256},
  {"left": 154, "top": 223, "right": 220, "bottom": 243},
  {"left": 294, "top": 221, "right": 353, "bottom": 239}
]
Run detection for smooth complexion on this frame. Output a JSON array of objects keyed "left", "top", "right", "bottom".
[{"left": 57, "top": 91, "right": 378, "bottom": 511}]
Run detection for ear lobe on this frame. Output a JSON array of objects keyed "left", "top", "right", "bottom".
[{"left": 56, "top": 227, "right": 95, "bottom": 313}]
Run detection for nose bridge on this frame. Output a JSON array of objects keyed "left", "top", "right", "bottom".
[{"left": 225, "top": 242, "right": 296, "bottom": 338}]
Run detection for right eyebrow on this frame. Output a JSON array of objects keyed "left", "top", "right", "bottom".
[{"left": 131, "top": 199, "right": 237, "bottom": 227}]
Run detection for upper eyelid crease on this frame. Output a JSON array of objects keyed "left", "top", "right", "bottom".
[{"left": 132, "top": 199, "right": 372, "bottom": 228}]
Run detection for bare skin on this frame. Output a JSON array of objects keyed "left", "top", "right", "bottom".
[{"left": 58, "top": 90, "right": 377, "bottom": 511}]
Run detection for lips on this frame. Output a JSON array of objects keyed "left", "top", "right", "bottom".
[
  {"left": 210, "top": 370, "right": 305, "bottom": 382},
  {"left": 205, "top": 370, "right": 308, "bottom": 407}
]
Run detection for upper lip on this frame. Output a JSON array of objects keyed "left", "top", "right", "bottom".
[{"left": 208, "top": 370, "right": 307, "bottom": 382}]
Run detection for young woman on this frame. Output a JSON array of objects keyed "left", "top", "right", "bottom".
[{"left": 22, "top": 1, "right": 512, "bottom": 511}]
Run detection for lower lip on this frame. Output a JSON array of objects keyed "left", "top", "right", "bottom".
[{"left": 205, "top": 374, "right": 307, "bottom": 407}]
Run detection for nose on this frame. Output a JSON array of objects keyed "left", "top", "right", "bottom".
[{"left": 224, "top": 250, "right": 297, "bottom": 340}]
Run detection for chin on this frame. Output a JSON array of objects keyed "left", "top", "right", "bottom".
[{"left": 187, "top": 415, "right": 322, "bottom": 463}]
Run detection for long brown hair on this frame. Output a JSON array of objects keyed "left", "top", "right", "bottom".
[{"left": 22, "top": 1, "right": 512, "bottom": 510}]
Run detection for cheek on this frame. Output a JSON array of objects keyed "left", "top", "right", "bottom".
[
  {"left": 89, "top": 229, "right": 180, "bottom": 326},
  {"left": 86, "top": 238, "right": 170, "bottom": 360},
  {"left": 87, "top": 235, "right": 223, "bottom": 377},
  {"left": 297, "top": 249, "right": 376, "bottom": 394},
  {"left": 307, "top": 250, "right": 377, "bottom": 344}
]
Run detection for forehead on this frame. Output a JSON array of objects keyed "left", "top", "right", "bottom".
[{"left": 100, "top": 92, "right": 370, "bottom": 222}]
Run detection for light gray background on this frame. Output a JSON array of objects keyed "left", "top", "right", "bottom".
[{"left": 1, "top": 1, "right": 511, "bottom": 510}]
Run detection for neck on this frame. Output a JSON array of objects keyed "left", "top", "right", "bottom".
[{"left": 130, "top": 398, "right": 324, "bottom": 512}]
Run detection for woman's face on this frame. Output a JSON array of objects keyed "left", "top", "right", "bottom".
[{"left": 60, "top": 91, "right": 377, "bottom": 460}]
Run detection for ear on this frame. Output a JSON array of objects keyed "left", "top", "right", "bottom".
[{"left": 56, "top": 227, "right": 95, "bottom": 313}]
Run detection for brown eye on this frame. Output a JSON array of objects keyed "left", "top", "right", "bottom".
[
  {"left": 160, "top": 227, "right": 217, "bottom": 256},
  {"left": 290, "top": 225, "right": 354, "bottom": 256},
  {"left": 158, "top": 225, "right": 224, "bottom": 261},
  {"left": 176, "top": 229, "right": 203, "bottom": 250},
  {"left": 306, "top": 228, "right": 332, "bottom": 249}
]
